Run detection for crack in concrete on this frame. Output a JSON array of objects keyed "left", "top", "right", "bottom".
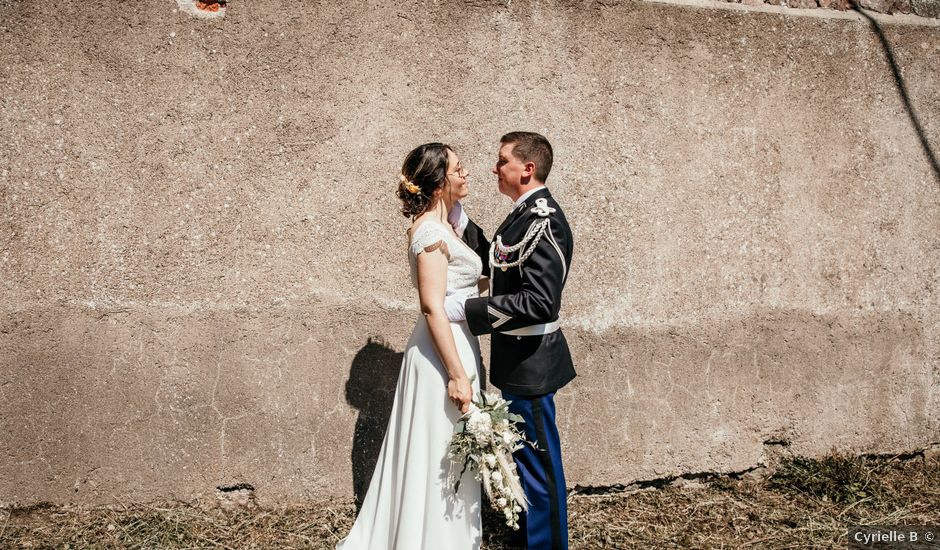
[{"left": 570, "top": 443, "right": 940, "bottom": 495}]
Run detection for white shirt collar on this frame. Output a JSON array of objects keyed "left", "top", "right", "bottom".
[{"left": 512, "top": 186, "right": 546, "bottom": 210}]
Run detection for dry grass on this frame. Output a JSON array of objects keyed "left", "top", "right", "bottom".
[{"left": 3, "top": 452, "right": 938, "bottom": 549}]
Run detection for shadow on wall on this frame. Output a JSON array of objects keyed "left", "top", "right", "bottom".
[
  {"left": 853, "top": 1, "right": 940, "bottom": 184},
  {"left": 345, "top": 337, "right": 403, "bottom": 509}
]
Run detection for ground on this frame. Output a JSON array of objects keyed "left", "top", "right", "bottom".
[{"left": 2, "top": 453, "right": 938, "bottom": 549}]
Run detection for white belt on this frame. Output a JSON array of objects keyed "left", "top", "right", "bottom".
[{"left": 499, "top": 321, "right": 560, "bottom": 337}]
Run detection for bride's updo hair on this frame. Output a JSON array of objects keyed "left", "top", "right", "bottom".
[{"left": 396, "top": 142, "right": 452, "bottom": 219}]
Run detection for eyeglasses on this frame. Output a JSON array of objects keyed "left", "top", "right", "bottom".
[{"left": 447, "top": 165, "right": 468, "bottom": 178}]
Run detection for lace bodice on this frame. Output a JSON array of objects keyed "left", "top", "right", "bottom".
[{"left": 408, "top": 221, "right": 483, "bottom": 298}]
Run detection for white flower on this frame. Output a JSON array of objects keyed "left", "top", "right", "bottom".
[
  {"left": 497, "top": 497, "right": 507, "bottom": 507},
  {"left": 514, "top": 504, "right": 522, "bottom": 512},
  {"left": 484, "top": 454, "right": 497, "bottom": 468},
  {"left": 490, "top": 470, "right": 503, "bottom": 483},
  {"left": 482, "top": 392, "right": 502, "bottom": 404},
  {"left": 467, "top": 410, "right": 493, "bottom": 435}
]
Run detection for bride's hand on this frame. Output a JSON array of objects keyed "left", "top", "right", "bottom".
[{"left": 448, "top": 376, "right": 472, "bottom": 413}]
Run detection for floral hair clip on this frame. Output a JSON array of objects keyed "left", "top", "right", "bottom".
[{"left": 400, "top": 174, "right": 421, "bottom": 195}]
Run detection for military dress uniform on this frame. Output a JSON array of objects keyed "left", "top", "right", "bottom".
[{"left": 462, "top": 186, "right": 575, "bottom": 550}]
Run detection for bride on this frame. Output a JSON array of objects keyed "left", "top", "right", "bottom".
[{"left": 337, "top": 143, "right": 484, "bottom": 549}]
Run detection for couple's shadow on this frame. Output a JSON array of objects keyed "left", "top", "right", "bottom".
[{"left": 345, "top": 336, "right": 402, "bottom": 508}]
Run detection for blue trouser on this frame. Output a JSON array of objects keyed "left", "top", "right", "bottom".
[{"left": 503, "top": 391, "right": 568, "bottom": 550}]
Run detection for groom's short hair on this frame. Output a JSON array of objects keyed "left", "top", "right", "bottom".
[{"left": 501, "top": 131, "right": 553, "bottom": 182}]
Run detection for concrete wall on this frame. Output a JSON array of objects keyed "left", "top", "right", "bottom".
[{"left": 1, "top": 0, "right": 938, "bottom": 506}]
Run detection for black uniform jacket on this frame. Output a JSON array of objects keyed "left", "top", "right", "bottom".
[{"left": 463, "top": 187, "right": 576, "bottom": 396}]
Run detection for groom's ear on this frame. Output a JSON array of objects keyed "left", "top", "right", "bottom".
[{"left": 522, "top": 161, "right": 536, "bottom": 178}]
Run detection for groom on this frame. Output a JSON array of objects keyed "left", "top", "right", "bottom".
[{"left": 447, "top": 131, "right": 575, "bottom": 550}]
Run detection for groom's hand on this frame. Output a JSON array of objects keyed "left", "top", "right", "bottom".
[
  {"left": 444, "top": 295, "right": 467, "bottom": 322},
  {"left": 448, "top": 200, "right": 469, "bottom": 238}
]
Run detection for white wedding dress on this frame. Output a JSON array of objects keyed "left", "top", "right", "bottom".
[{"left": 337, "top": 221, "right": 483, "bottom": 550}]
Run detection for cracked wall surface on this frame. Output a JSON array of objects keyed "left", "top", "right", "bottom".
[{"left": 1, "top": 0, "right": 938, "bottom": 505}]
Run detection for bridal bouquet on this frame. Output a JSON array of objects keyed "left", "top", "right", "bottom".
[{"left": 449, "top": 389, "right": 530, "bottom": 529}]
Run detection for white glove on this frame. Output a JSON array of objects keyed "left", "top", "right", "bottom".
[
  {"left": 448, "top": 200, "right": 469, "bottom": 238},
  {"left": 444, "top": 295, "right": 467, "bottom": 322}
]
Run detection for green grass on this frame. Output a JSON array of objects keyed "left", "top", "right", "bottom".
[{"left": 767, "top": 452, "right": 887, "bottom": 505}]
